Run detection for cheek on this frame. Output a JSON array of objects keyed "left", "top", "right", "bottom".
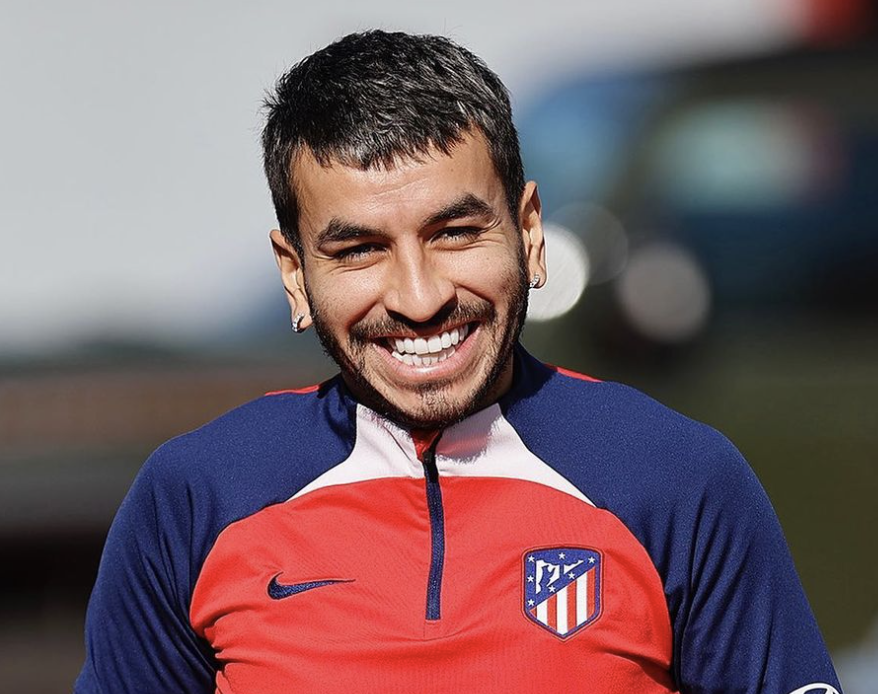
[
  {"left": 309, "top": 270, "right": 386, "bottom": 330},
  {"left": 447, "top": 248, "right": 523, "bottom": 300}
]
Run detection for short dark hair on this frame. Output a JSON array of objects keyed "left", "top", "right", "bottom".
[{"left": 262, "top": 30, "right": 525, "bottom": 256}]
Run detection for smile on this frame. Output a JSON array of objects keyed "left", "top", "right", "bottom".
[{"left": 387, "top": 324, "right": 471, "bottom": 367}]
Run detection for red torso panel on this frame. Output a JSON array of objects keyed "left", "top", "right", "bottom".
[{"left": 191, "top": 474, "right": 676, "bottom": 694}]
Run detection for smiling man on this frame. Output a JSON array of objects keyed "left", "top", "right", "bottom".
[
  {"left": 270, "top": 130, "right": 537, "bottom": 431},
  {"left": 76, "top": 31, "right": 841, "bottom": 694}
]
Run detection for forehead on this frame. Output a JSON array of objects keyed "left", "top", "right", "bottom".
[{"left": 292, "top": 133, "right": 506, "bottom": 239}]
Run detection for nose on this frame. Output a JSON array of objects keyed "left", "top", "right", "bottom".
[{"left": 382, "top": 245, "right": 456, "bottom": 324}]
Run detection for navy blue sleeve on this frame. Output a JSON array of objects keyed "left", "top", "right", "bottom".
[
  {"left": 74, "top": 383, "right": 355, "bottom": 693},
  {"left": 671, "top": 432, "right": 842, "bottom": 694},
  {"left": 502, "top": 350, "right": 842, "bottom": 694},
  {"left": 74, "top": 442, "right": 216, "bottom": 694}
]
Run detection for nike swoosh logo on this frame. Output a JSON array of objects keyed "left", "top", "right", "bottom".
[{"left": 267, "top": 574, "right": 354, "bottom": 600}]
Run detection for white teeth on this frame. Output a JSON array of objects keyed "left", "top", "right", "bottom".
[
  {"left": 395, "top": 343, "right": 456, "bottom": 367},
  {"left": 387, "top": 324, "right": 473, "bottom": 362}
]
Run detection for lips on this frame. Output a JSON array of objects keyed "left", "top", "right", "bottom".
[{"left": 387, "top": 324, "right": 471, "bottom": 367}]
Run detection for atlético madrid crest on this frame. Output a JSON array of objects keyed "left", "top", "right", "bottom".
[{"left": 523, "top": 547, "right": 602, "bottom": 638}]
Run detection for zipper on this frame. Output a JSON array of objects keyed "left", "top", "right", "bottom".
[{"left": 422, "top": 439, "right": 445, "bottom": 621}]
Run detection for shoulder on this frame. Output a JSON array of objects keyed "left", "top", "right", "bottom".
[
  {"left": 105, "top": 377, "right": 357, "bottom": 596},
  {"left": 504, "top": 350, "right": 750, "bottom": 506},
  {"left": 143, "top": 376, "right": 356, "bottom": 493},
  {"left": 126, "top": 378, "right": 356, "bottom": 556},
  {"left": 506, "top": 348, "right": 777, "bottom": 587}
]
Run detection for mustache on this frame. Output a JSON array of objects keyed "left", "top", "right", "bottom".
[{"left": 348, "top": 301, "right": 496, "bottom": 343}]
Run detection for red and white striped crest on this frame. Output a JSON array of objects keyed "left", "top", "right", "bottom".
[{"left": 523, "top": 547, "right": 602, "bottom": 638}]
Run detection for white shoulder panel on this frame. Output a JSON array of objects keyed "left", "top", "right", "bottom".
[
  {"left": 290, "top": 402, "right": 594, "bottom": 506},
  {"left": 290, "top": 405, "right": 421, "bottom": 500},
  {"left": 436, "top": 404, "right": 595, "bottom": 506}
]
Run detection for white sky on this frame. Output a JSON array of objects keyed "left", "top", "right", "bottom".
[{"left": 0, "top": 0, "right": 803, "bottom": 354}]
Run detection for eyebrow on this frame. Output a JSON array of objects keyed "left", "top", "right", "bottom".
[
  {"left": 316, "top": 219, "right": 389, "bottom": 247},
  {"left": 421, "top": 193, "right": 496, "bottom": 228},
  {"left": 315, "top": 193, "right": 497, "bottom": 248}
]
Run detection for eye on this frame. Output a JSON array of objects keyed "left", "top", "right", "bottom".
[
  {"left": 332, "top": 243, "right": 384, "bottom": 262},
  {"left": 435, "top": 226, "right": 483, "bottom": 243}
]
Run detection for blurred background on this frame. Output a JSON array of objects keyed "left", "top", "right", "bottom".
[{"left": 1, "top": 0, "right": 876, "bottom": 691}]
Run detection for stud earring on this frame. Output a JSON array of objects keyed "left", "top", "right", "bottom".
[
  {"left": 529, "top": 274, "right": 540, "bottom": 289},
  {"left": 291, "top": 313, "right": 305, "bottom": 333}
]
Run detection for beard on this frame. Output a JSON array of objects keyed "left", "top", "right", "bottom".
[{"left": 307, "top": 259, "right": 530, "bottom": 430}]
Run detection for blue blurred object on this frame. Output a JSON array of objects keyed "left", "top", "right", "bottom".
[{"left": 519, "top": 46, "right": 878, "bottom": 317}]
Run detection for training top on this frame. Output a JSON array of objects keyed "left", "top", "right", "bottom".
[{"left": 75, "top": 345, "right": 842, "bottom": 694}]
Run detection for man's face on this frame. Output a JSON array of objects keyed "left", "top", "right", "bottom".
[{"left": 272, "top": 132, "right": 545, "bottom": 429}]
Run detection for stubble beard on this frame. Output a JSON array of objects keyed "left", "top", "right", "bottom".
[{"left": 308, "top": 262, "right": 530, "bottom": 430}]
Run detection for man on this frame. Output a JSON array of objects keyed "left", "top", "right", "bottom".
[{"left": 76, "top": 31, "right": 841, "bottom": 694}]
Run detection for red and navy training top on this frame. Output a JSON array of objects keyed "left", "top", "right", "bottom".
[{"left": 75, "top": 346, "right": 841, "bottom": 694}]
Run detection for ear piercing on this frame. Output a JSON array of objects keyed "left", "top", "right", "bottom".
[
  {"left": 291, "top": 313, "right": 305, "bottom": 333},
  {"left": 529, "top": 274, "right": 540, "bottom": 289}
]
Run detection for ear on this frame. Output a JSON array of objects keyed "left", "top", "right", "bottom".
[
  {"left": 269, "top": 228, "right": 313, "bottom": 330},
  {"left": 518, "top": 181, "right": 546, "bottom": 288}
]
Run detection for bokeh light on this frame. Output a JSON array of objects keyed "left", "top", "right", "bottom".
[
  {"left": 550, "top": 202, "right": 628, "bottom": 285},
  {"left": 527, "top": 223, "right": 590, "bottom": 322},
  {"left": 652, "top": 100, "right": 840, "bottom": 211},
  {"left": 614, "top": 241, "right": 711, "bottom": 342}
]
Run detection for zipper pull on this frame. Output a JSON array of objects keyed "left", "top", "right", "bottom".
[
  {"left": 411, "top": 428, "right": 441, "bottom": 463},
  {"left": 423, "top": 444, "right": 439, "bottom": 482}
]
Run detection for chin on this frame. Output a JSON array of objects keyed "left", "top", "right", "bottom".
[{"left": 369, "top": 380, "right": 486, "bottom": 430}]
